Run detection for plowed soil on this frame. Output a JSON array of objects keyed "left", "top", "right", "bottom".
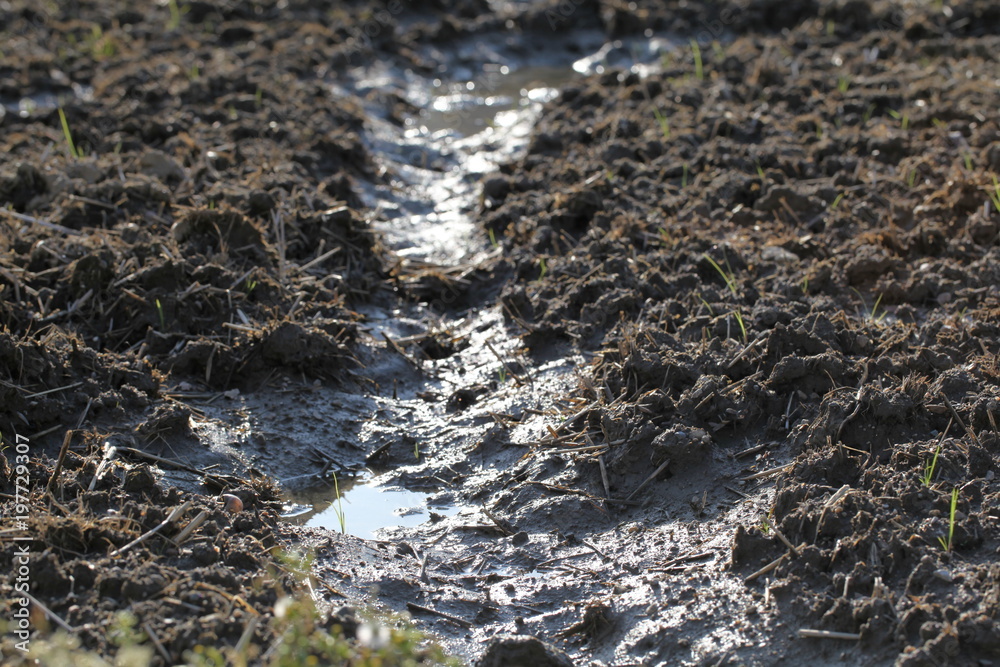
[{"left": 2, "top": 1, "right": 999, "bottom": 666}]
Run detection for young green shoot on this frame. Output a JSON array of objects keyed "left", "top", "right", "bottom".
[
  {"left": 887, "top": 108, "right": 909, "bottom": 131},
  {"left": 690, "top": 39, "right": 704, "bottom": 80},
  {"left": 703, "top": 253, "right": 739, "bottom": 297},
  {"left": 703, "top": 253, "right": 747, "bottom": 341},
  {"left": 989, "top": 176, "right": 1000, "bottom": 213},
  {"left": 57, "top": 107, "right": 80, "bottom": 159},
  {"left": 863, "top": 103, "right": 876, "bottom": 124},
  {"left": 498, "top": 367, "right": 507, "bottom": 384},
  {"left": 837, "top": 76, "right": 850, "bottom": 93},
  {"left": 826, "top": 19, "right": 835, "bottom": 36},
  {"left": 488, "top": 227, "right": 498, "bottom": 248},
  {"left": 711, "top": 41, "right": 725, "bottom": 61},
  {"left": 331, "top": 472, "right": 346, "bottom": 533},
  {"left": 733, "top": 310, "right": 748, "bottom": 342},
  {"left": 850, "top": 287, "right": 887, "bottom": 322},
  {"left": 801, "top": 275, "right": 810, "bottom": 295},
  {"left": 537, "top": 257, "right": 548, "bottom": 282},
  {"left": 167, "top": 0, "right": 182, "bottom": 30},
  {"left": 963, "top": 152, "right": 973, "bottom": 171},
  {"left": 653, "top": 107, "right": 670, "bottom": 140},
  {"left": 831, "top": 192, "right": 845, "bottom": 209},
  {"left": 756, "top": 163, "right": 766, "bottom": 180},
  {"left": 681, "top": 162, "right": 689, "bottom": 188},
  {"left": 155, "top": 298, "right": 165, "bottom": 330},
  {"left": 937, "top": 487, "right": 959, "bottom": 552},
  {"left": 697, "top": 295, "right": 715, "bottom": 316},
  {"left": 921, "top": 442, "right": 942, "bottom": 487}
]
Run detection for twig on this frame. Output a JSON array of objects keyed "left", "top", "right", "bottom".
[
  {"left": 116, "top": 446, "right": 244, "bottom": 488},
  {"left": 824, "top": 484, "right": 850, "bottom": 507},
  {"left": 744, "top": 553, "right": 787, "bottom": 584},
  {"left": 734, "top": 442, "right": 767, "bottom": 459},
  {"left": 3, "top": 208, "right": 82, "bottom": 236},
  {"left": 74, "top": 397, "right": 93, "bottom": 430},
  {"left": 111, "top": 500, "right": 192, "bottom": 557},
  {"left": 598, "top": 455, "right": 610, "bottom": 499},
  {"left": 484, "top": 339, "right": 530, "bottom": 387},
  {"left": 88, "top": 444, "right": 118, "bottom": 492},
  {"left": 726, "top": 335, "right": 766, "bottom": 369},
  {"left": 555, "top": 401, "right": 598, "bottom": 434},
  {"left": 939, "top": 391, "right": 976, "bottom": 452},
  {"left": 382, "top": 332, "right": 421, "bottom": 369},
  {"left": 582, "top": 539, "right": 610, "bottom": 561},
  {"left": 536, "top": 551, "right": 595, "bottom": 567},
  {"left": 22, "top": 591, "right": 74, "bottom": 632},
  {"left": 798, "top": 629, "right": 861, "bottom": 640},
  {"left": 142, "top": 621, "right": 172, "bottom": 663},
  {"left": 174, "top": 510, "right": 209, "bottom": 544},
  {"left": 235, "top": 616, "right": 261, "bottom": 655},
  {"left": 625, "top": 458, "right": 670, "bottom": 500},
  {"left": 771, "top": 527, "right": 801, "bottom": 556},
  {"left": 657, "top": 550, "right": 715, "bottom": 569},
  {"left": 297, "top": 247, "right": 340, "bottom": 273},
  {"left": 45, "top": 430, "right": 74, "bottom": 495},
  {"left": 835, "top": 361, "right": 869, "bottom": 443},
  {"left": 406, "top": 602, "right": 472, "bottom": 628},
  {"left": 741, "top": 463, "right": 793, "bottom": 482},
  {"left": 24, "top": 381, "right": 83, "bottom": 399}
]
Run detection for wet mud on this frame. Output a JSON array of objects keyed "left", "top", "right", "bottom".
[{"left": 2, "top": 1, "right": 1000, "bottom": 665}]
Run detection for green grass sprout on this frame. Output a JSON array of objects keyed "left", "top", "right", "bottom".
[
  {"left": 167, "top": 0, "right": 182, "bottom": 30},
  {"left": 703, "top": 253, "right": 738, "bottom": 296},
  {"left": 922, "top": 443, "right": 942, "bottom": 487},
  {"left": 887, "top": 108, "right": 909, "bottom": 130},
  {"left": 57, "top": 107, "right": 80, "bottom": 159},
  {"left": 331, "top": 472, "right": 346, "bottom": 533},
  {"left": 690, "top": 39, "right": 704, "bottom": 80},
  {"left": 938, "top": 487, "right": 959, "bottom": 552},
  {"left": 989, "top": 176, "right": 1000, "bottom": 213},
  {"left": 653, "top": 107, "right": 671, "bottom": 140}
]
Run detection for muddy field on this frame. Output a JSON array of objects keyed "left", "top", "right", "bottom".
[{"left": 2, "top": 1, "right": 1000, "bottom": 665}]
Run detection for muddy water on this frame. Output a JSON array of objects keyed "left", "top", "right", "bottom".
[{"left": 256, "top": 59, "right": 581, "bottom": 534}]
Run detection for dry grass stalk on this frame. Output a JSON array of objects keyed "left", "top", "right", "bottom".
[{"left": 111, "top": 500, "right": 192, "bottom": 557}]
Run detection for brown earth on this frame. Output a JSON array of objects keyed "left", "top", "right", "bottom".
[{"left": 2, "top": 1, "right": 1000, "bottom": 665}]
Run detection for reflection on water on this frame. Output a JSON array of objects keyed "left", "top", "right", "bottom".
[
  {"left": 420, "top": 64, "right": 573, "bottom": 137},
  {"left": 282, "top": 474, "right": 456, "bottom": 539}
]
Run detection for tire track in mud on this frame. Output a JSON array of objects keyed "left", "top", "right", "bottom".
[{"left": 261, "top": 42, "right": 813, "bottom": 667}]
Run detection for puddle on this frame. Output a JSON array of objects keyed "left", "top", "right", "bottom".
[
  {"left": 419, "top": 64, "right": 572, "bottom": 137},
  {"left": 284, "top": 473, "right": 457, "bottom": 539}
]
